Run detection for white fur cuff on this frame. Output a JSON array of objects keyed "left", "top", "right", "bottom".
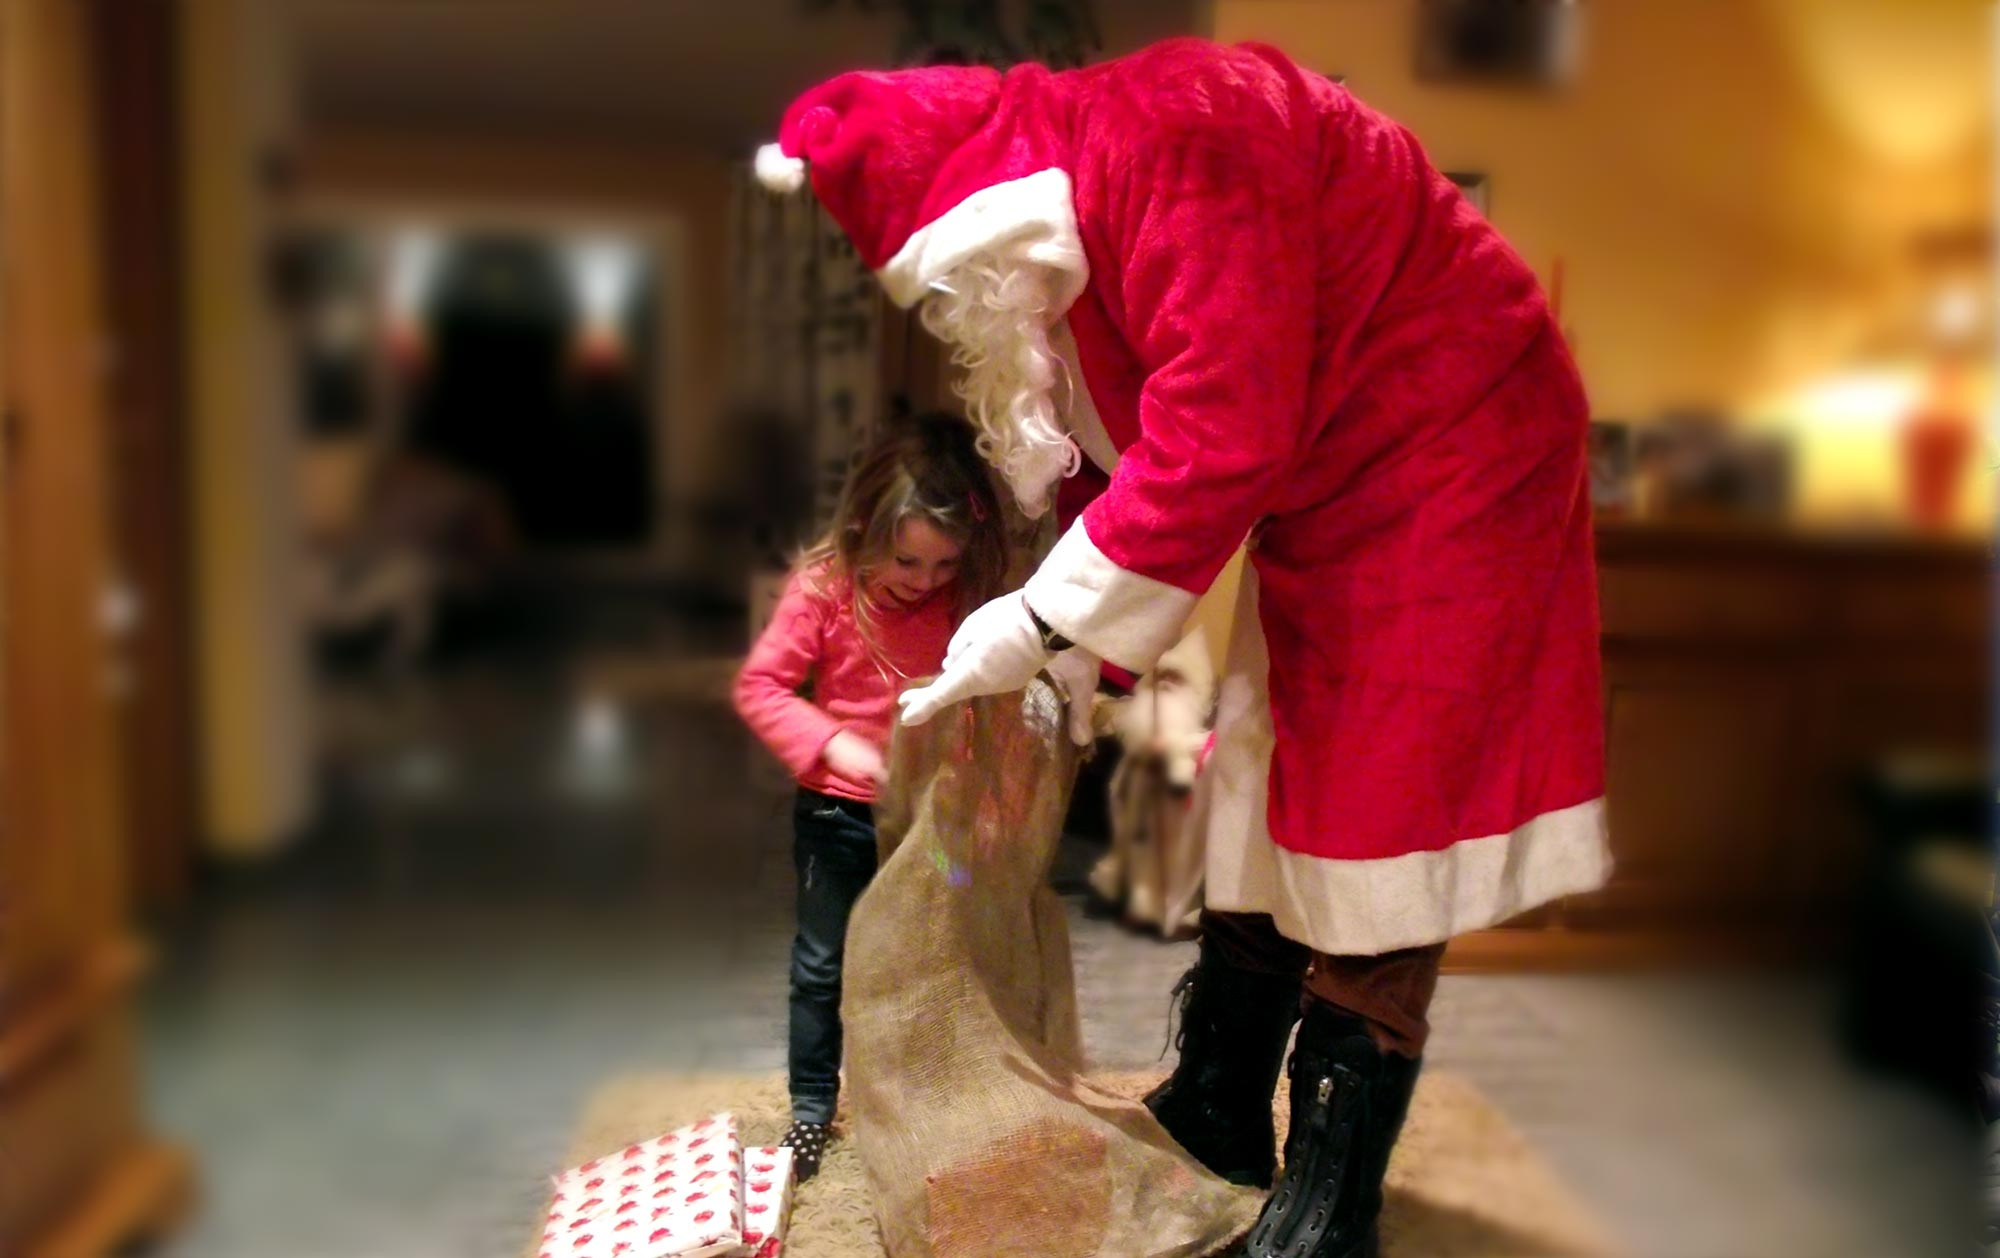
[{"left": 1023, "top": 519, "right": 1199, "bottom": 675}]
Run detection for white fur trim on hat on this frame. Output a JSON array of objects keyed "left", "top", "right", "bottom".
[
  {"left": 876, "top": 167, "right": 1087, "bottom": 310},
  {"left": 755, "top": 143, "right": 807, "bottom": 194}
]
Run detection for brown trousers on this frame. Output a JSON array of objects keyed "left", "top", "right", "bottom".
[{"left": 1201, "top": 910, "right": 1445, "bottom": 1060}]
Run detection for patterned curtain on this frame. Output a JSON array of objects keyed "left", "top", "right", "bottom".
[{"left": 726, "top": 167, "right": 884, "bottom": 552}]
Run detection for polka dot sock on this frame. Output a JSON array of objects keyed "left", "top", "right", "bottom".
[{"left": 782, "top": 1119, "right": 831, "bottom": 1183}]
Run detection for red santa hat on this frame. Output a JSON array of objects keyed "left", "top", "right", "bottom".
[{"left": 755, "top": 66, "right": 1087, "bottom": 310}]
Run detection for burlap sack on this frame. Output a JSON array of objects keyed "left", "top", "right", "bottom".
[{"left": 842, "top": 680, "right": 1260, "bottom": 1257}]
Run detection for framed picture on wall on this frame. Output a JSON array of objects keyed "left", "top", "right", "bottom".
[
  {"left": 1445, "top": 171, "right": 1490, "bottom": 216},
  {"left": 1415, "top": 0, "right": 1581, "bottom": 88}
]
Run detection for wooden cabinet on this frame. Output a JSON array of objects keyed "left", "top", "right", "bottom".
[
  {"left": 1581, "top": 656, "right": 1802, "bottom": 924},
  {"left": 0, "top": 0, "right": 189, "bottom": 1250},
  {"left": 1446, "top": 521, "right": 1988, "bottom": 970}
]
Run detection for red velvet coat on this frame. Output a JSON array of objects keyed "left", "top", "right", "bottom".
[{"left": 767, "top": 39, "right": 1610, "bottom": 954}]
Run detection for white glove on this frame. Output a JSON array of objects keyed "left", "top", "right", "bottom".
[
  {"left": 1044, "top": 646, "right": 1102, "bottom": 747},
  {"left": 898, "top": 591, "right": 1052, "bottom": 728}
]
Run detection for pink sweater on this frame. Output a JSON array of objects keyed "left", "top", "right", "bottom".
[{"left": 733, "top": 565, "right": 956, "bottom": 802}]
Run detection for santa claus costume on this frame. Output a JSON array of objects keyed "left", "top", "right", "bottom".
[{"left": 759, "top": 37, "right": 1608, "bottom": 1257}]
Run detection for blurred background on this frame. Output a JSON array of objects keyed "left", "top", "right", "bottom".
[{"left": 0, "top": 1, "right": 1990, "bottom": 1255}]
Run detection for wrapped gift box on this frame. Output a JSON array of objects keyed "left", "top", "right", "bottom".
[
  {"left": 740, "top": 1146, "right": 795, "bottom": 1254},
  {"left": 541, "top": 1113, "right": 745, "bottom": 1258}
]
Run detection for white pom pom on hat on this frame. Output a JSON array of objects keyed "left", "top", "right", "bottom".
[{"left": 755, "top": 143, "right": 807, "bottom": 194}]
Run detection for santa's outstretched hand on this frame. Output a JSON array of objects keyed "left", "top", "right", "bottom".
[
  {"left": 897, "top": 592, "right": 1047, "bottom": 727},
  {"left": 897, "top": 591, "right": 1099, "bottom": 745}
]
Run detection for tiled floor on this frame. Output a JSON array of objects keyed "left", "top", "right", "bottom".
[{"left": 139, "top": 608, "right": 1974, "bottom": 1257}]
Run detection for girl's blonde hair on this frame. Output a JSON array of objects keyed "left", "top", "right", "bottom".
[{"left": 800, "top": 412, "right": 1008, "bottom": 661}]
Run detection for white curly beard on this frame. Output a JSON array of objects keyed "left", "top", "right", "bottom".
[{"left": 918, "top": 253, "right": 1081, "bottom": 519}]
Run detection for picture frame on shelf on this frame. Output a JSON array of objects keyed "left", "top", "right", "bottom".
[
  {"left": 1587, "top": 420, "right": 1635, "bottom": 517},
  {"left": 1446, "top": 171, "right": 1490, "bottom": 216},
  {"left": 1632, "top": 412, "right": 1795, "bottom": 522}
]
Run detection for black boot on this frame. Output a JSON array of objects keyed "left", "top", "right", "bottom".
[
  {"left": 1144, "top": 940, "right": 1303, "bottom": 1187},
  {"left": 1245, "top": 1002, "right": 1421, "bottom": 1258}
]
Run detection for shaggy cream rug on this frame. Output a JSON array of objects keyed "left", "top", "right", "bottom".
[
  {"left": 528, "top": 1072, "right": 1608, "bottom": 1256},
  {"left": 527, "top": 1070, "right": 1619, "bottom": 1257}
]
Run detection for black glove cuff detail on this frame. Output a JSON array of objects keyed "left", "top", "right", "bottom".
[{"left": 1024, "top": 603, "right": 1074, "bottom": 654}]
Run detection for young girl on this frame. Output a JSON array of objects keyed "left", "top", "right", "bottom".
[{"left": 732, "top": 413, "right": 1006, "bottom": 1181}]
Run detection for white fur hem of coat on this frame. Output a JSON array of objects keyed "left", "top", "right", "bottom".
[{"left": 1191, "top": 563, "right": 1614, "bottom": 956}]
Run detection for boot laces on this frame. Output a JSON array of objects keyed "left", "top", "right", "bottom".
[{"left": 1158, "top": 966, "right": 1197, "bottom": 1061}]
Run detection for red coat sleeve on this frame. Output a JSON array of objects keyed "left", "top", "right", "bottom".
[
  {"left": 1026, "top": 131, "right": 1315, "bottom": 674},
  {"left": 732, "top": 572, "right": 843, "bottom": 778}
]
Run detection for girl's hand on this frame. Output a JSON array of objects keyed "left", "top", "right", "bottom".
[{"left": 822, "top": 730, "right": 889, "bottom": 786}]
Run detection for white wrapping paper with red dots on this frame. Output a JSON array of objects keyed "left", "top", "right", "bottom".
[
  {"left": 537, "top": 1112, "right": 745, "bottom": 1258},
  {"left": 739, "top": 1146, "right": 794, "bottom": 1252}
]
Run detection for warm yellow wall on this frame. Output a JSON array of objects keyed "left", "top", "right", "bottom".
[
  {"left": 1186, "top": 548, "right": 1246, "bottom": 671},
  {"left": 1210, "top": 0, "right": 1991, "bottom": 422},
  {"left": 181, "top": 0, "right": 315, "bottom": 854}
]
